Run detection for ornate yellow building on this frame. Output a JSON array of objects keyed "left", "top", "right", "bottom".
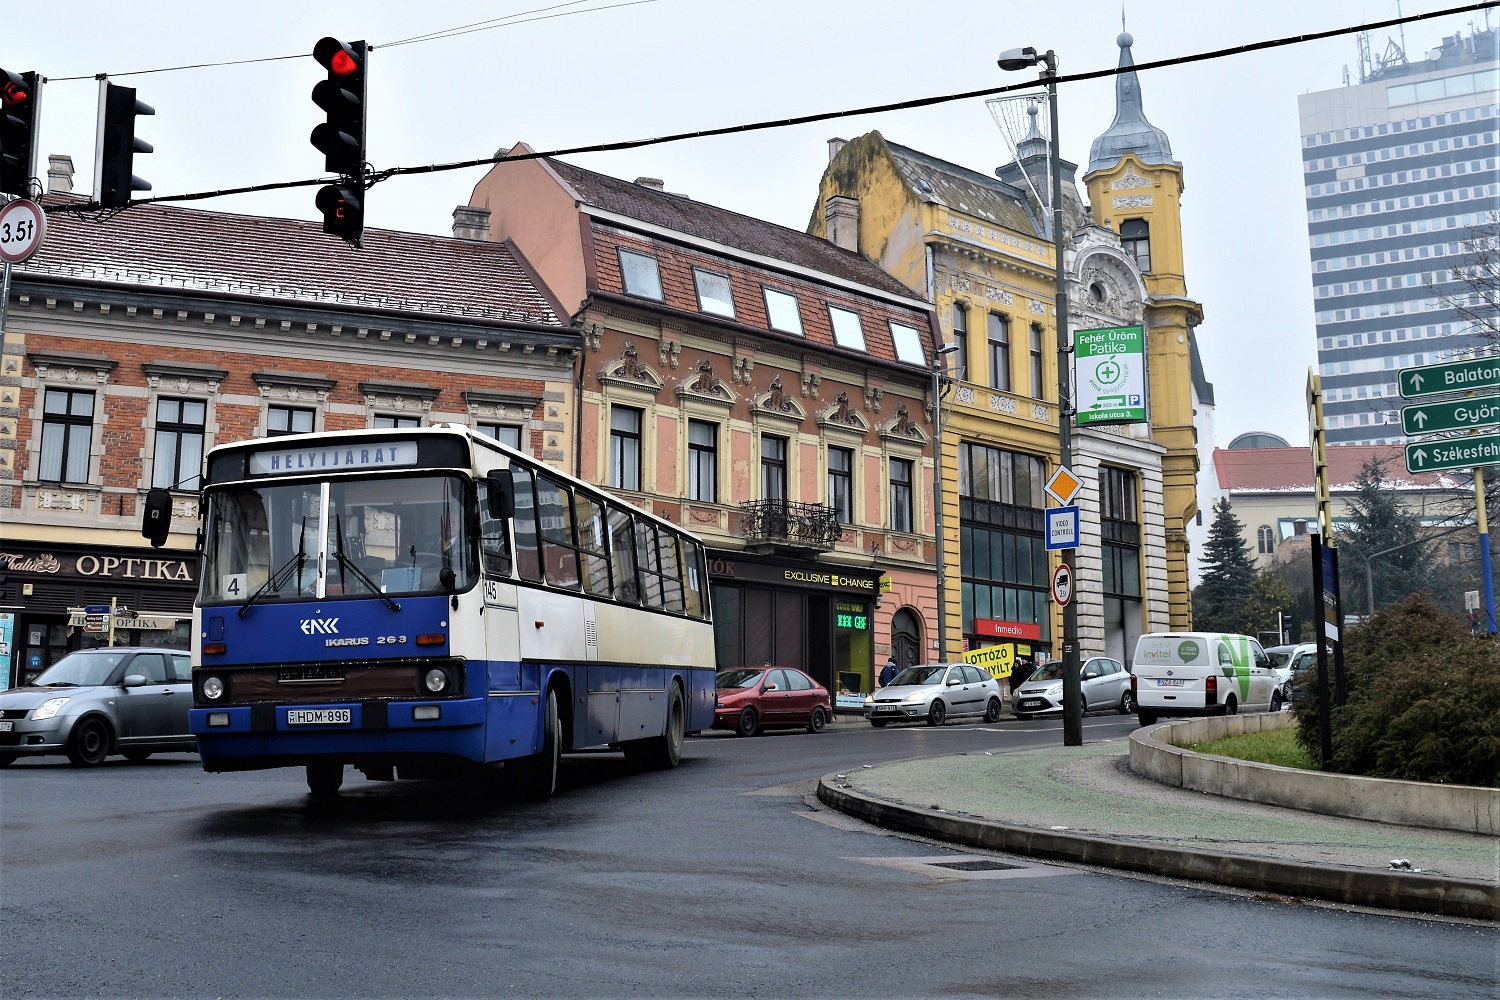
[{"left": 809, "top": 30, "right": 1203, "bottom": 666}]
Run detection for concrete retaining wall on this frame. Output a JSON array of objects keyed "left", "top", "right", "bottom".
[{"left": 1128, "top": 712, "right": 1500, "bottom": 837}]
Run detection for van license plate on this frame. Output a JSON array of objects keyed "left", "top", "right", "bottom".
[
  {"left": 1156, "top": 679, "right": 1185, "bottom": 687},
  {"left": 287, "top": 709, "right": 352, "bottom": 725}
]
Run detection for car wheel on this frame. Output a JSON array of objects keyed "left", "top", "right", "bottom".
[
  {"left": 1119, "top": 690, "right": 1135, "bottom": 714},
  {"left": 66, "top": 716, "right": 112, "bottom": 767},
  {"left": 123, "top": 750, "right": 152, "bottom": 763},
  {"left": 985, "top": 697, "right": 1002, "bottom": 724},
  {"left": 518, "top": 687, "right": 563, "bottom": 797},
  {"left": 306, "top": 763, "right": 344, "bottom": 798},
  {"left": 1270, "top": 691, "right": 1283, "bottom": 714},
  {"left": 736, "top": 707, "right": 759, "bottom": 738},
  {"left": 0, "top": 753, "right": 17, "bottom": 767},
  {"left": 927, "top": 700, "right": 946, "bottom": 727},
  {"left": 1137, "top": 709, "right": 1158, "bottom": 727},
  {"left": 869, "top": 719, "right": 888, "bottom": 728},
  {"left": 807, "top": 706, "right": 827, "bottom": 734},
  {"left": 1078, "top": 696, "right": 1088, "bottom": 716},
  {"left": 1224, "top": 696, "right": 1238, "bottom": 716}
]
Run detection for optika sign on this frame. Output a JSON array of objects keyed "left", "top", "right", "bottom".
[{"left": 0, "top": 550, "right": 193, "bottom": 581}]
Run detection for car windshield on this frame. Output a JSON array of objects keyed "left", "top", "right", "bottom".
[
  {"left": 1028, "top": 662, "right": 1066, "bottom": 682},
  {"left": 716, "top": 669, "right": 765, "bottom": 689},
  {"left": 890, "top": 665, "right": 946, "bottom": 686},
  {"left": 32, "top": 650, "right": 128, "bottom": 687},
  {"left": 1266, "top": 651, "right": 1291, "bottom": 668},
  {"left": 199, "top": 473, "right": 476, "bottom": 605}
]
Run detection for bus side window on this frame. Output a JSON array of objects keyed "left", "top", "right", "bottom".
[
  {"left": 634, "top": 520, "right": 663, "bottom": 608},
  {"left": 608, "top": 504, "right": 639, "bottom": 604},
  {"left": 574, "top": 492, "right": 612, "bottom": 598},
  {"left": 511, "top": 465, "right": 544, "bottom": 584},
  {"left": 476, "top": 479, "right": 513, "bottom": 578},
  {"left": 680, "top": 536, "right": 706, "bottom": 619},
  {"left": 655, "top": 530, "right": 684, "bottom": 613},
  {"left": 536, "top": 474, "right": 581, "bottom": 590}
]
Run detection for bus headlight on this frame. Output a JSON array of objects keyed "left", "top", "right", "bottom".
[
  {"left": 202, "top": 676, "right": 226, "bottom": 700},
  {"left": 423, "top": 668, "right": 449, "bottom": 694}
]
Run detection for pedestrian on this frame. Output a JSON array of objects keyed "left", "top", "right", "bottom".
[{"left": 879, "top": 656, "right": 899, "bottom": 687}]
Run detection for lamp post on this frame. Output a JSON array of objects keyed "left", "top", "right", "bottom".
[
  {"left": 999, "top": 45, "right": 1081, "bottom": 746},
  {"left": 932, "top": 342, "right": 959, "bottom": 663}
]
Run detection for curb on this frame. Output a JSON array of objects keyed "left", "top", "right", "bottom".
[{"left": 816, "top": 773, "right": 1499, "bottom": 921}]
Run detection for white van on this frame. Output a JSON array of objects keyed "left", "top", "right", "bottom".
[{"left": 1130, "top": 632, "right": 1282, "bottom": 726}]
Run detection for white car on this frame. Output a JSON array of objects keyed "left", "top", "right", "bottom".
[
  {"left": 863, "top": 663, "right": 1004, "bottom": 727},
  {"left": 1264, "top": 643, "right": 1315, "bottom": 702},
  {"left": 1012, "top": 656, "right": 1135, "bottom": 719}
]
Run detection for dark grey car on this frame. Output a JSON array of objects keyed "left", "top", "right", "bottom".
[{"left": 0, "top": 647, "right": 195, "bottom": 766}]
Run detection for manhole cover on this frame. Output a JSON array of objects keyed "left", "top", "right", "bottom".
[{"left": 930, "top": 859, "right": 1025, "bottom": 872}]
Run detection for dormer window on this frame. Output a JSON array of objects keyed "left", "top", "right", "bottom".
[
  {"left": 889, "top": 322, "right": 926, "bottom": 365},
  {"left": 693, "top": 268, "right": 735, "bottom": 318},
  {"left": 763, "top": 287, "right": 803, "bottom": 335},
  {"left": 619, "top": 249, "right": 664, "bottom": 301},
  {"left": 1120, "top": 218, "right": 1151, "bottom": 273},
  {"left": 828, "top": 306, "right": 867, "bottom": 352}
]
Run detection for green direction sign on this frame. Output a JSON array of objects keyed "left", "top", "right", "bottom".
[
  {"left": 1404, "top": 432, "right": 1500, "bottom": 474},
  {"left": 1400, "top": 395, "right": 1500, "bottom": 435},
  {"left": 1398, "top": 357, "right": 1500, "bottom": 398},
  {"left": 1075, "top": 324, "right": 1146, "bottom": 426}
]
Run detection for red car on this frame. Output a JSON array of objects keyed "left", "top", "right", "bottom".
[{"left": 713, "top": 667, "right": 832, "bottom": 737}]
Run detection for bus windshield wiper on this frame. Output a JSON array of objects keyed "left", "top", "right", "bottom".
[
  {"left": 238, "top": 517, "right": 308, "bottom": 618},
  {"left": 332, "top": 514, "right": 400, "bottom": 612}
]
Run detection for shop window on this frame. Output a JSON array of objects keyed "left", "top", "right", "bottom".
[
  {"left": 152, "top": 398, "right": 206, "bottom": 492},
  {"left": 39, "top": 388, "right": 94, "bottom": 484}
]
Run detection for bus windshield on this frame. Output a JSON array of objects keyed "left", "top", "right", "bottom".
[{"left": 199, "top": 473, "right": 476, "bottom": 604}]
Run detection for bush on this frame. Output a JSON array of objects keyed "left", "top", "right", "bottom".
[{"left": 1292, "top": 595, "right": 1500, "bottom": 786}]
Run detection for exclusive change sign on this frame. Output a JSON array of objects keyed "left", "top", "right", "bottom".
[{"left": 1075, "top": 325, "right": 1146, "bottom": 426}]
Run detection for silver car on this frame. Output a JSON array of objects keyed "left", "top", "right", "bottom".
[
  {"left": 0, "top": 647, "right": 195, "bottom": 767},
  {"left": 863, "top": 663, "right": 1004, "bottom": 727},
  {"left": 1013, "top": 656, "right": 1134, "bottom": 719}
]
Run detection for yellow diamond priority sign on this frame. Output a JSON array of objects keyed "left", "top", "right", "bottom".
[{"left": 1044, "top": 466, "right": 1081, "bottom": 506}]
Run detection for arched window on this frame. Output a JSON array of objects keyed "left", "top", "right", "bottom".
[
  {"left": 1257, "top": 525, "right": 1275, "bottom": 554},
  {"left": 1120, "top": 218, "right": 1151, "bottom": 273},
  {"left": 891, "top": 608, "right": 922, "bottom": 670}
]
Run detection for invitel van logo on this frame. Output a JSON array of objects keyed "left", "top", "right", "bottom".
[{"left": 300, "top": 618, "right": 340, "bottom": 635}]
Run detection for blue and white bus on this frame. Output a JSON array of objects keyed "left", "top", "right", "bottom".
[{"left": 143, "top": 426, "right": 715, "bottom": 798}]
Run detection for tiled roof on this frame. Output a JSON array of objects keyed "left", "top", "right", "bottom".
[
  {"left": 1214, "top": 444, "right": 1460, "bottom": 491},
  {"left": 541, "top": 158, "right": 921, "bottom": 301},
  {"left": 18, "top": 195, "right": 565, "bottom": 327},
  {"left": 884, "top": 141, "right": 1039, "bottom": 236}
]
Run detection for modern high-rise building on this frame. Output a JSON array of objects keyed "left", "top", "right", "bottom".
[{"left": 1299, "top": 24, "right": 1499, "bottom": 446}]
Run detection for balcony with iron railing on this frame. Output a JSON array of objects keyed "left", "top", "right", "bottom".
[{"left": 738, "top": 499, "right": 845, "bottom": 552}]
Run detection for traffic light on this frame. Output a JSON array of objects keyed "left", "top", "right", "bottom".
[
  {"left": 310, "top": 37, "right": 367, "bottom": 246},
  {"left": 94, "top": 80, "right": 153, "bottom": 208},
  {"left": 0, "top": 67, "right": 40, "bottom": 198},
  {"left": 315, "top": 183, "right": 363, "bottom": 245}
]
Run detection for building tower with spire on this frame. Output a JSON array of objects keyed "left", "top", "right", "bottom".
[{"left": 1083, "top": 30, "right": 1204, "bottom": 629}]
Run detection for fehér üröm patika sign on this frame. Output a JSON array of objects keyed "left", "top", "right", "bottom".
[{"left": 1074, "top": 325, "right": 1147, "bottom": 426}]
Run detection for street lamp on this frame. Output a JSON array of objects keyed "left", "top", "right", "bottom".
[
  {"left": 932, "top": 342, "right": 959, "bottom": 663},
  {"left": 999, "top": 45, "right": 1082, "bottom": 746}
]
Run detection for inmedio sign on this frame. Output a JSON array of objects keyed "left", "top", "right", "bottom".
[{"left": 1074, "top": 325, "right": 1146, "bottom": 425}]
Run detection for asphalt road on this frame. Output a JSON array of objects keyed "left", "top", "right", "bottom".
[{"left": 2, "top": 713, "right": 1496, "bottom": 999}]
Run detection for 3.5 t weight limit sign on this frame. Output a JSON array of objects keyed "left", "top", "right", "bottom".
[{"left": 1051, "top": 562, "right": 1073, "bottom": 607}]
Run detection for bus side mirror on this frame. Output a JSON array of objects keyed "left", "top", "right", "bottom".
[
  {"left": 141, "top": 488, "right": 173, "bottom": 548},
  {"left": 487, "top": 469, "right": 515, "bottom": 519}
]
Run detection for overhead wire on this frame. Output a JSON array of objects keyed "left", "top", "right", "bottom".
[{"left": 42, "top": 0, "right": 1500, "bottom": 214}]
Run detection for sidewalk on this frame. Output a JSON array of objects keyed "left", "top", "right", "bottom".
[{"left": 818, "top": 738, "right": 1499, "bottom": 921}]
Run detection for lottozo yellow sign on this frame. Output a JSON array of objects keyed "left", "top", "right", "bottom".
[{"left": 964, "top": 643, "right": 1014, "bottom": 680}]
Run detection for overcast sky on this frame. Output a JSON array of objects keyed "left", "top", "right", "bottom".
[{"left": 6, "top": 1, "right": 1492, "bottom": 448}]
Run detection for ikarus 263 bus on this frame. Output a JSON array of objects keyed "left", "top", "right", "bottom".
[{"left": 141, "top": 426, "right": 715, "bottom": 798}]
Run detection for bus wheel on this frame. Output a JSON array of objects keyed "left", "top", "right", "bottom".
[
  {"left": 306, "top": 763, "right": 344, "bottom": 798},
  {"left": 628, "top": 683, "right": 685, "bottom": 770},
  {"left": 518, "top": 688, "right": 561, "bottom": 800}
]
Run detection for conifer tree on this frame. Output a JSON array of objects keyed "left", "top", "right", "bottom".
[{"left": 1193, "top": 497, "right": 1257, "bottom": 633}]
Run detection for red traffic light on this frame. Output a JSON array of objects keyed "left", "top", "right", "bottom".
[
  {"left": 1, "top": 73, "right": 27, "bottom": 106},
  {"left": 313, "top": 37, "right": 361, "bottom": 77}
]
